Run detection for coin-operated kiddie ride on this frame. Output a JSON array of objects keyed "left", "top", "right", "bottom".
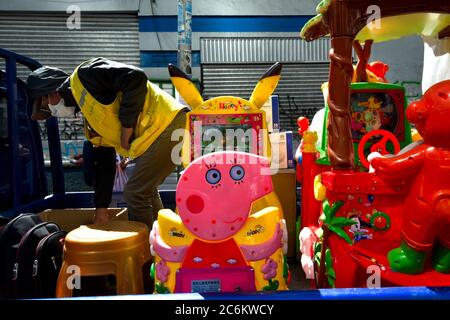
[
  {"left": 297, "top": 79, "right": 450, "bottom": 288},
  {"left": 296, "top": 0, "right": 450, "bottom": 288},
  {"left": 149, "top": 63, "right": 289, "bottom": 293}
]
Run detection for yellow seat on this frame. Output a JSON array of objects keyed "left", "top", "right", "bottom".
[{"left": 56, "top": 221, "right": 150, "bottom": 297}]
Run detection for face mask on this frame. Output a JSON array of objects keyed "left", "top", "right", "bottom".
[{"left": 48, "top": 97, "right": 75, "bottom": 118}]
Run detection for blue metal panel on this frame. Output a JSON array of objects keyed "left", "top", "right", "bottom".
[
  {"left": 193, "top": 16, "right": 312, "bottom": 33},
  {"left": 140, "top": 51, "right": 201, "bottom": 68},
  {"left": 5, "top": 56, "right": 20, "bottom": 208},
  {"left": 0, "top": 48, "right": 66, "bottom": 216},
  {"left": 1, "top": 190, "right": 176, "bottom": 218},
  {"left": 0, "top": 48, "right": 42, "bottom": 71},
  {"left": 139, "top": 16, "right": 313, "bottom": 33},
  {"left": 45, "top": 117, "right": 65, "bottom": 195},
  {"left": 28, "top": 102, "right": 48, "bottom": 199},
  {"left": 200, "top": 286, "right": 450, "bottom": 300},
  {"left": 40, "top": 286, "right": 450, "bottom": 300},
  {"left": 0, "top": 48, "right": 43, "bottom": 211},
  {"left": 1, "top": 192, "right": 93, "bottom": 218}
]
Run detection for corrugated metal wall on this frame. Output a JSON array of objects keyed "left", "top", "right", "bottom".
[
  {"left": 0, "top": 12, "right": 187, "bottom": 192},
  {"left": 202, "top": 63, "right": 329, "bottom": 133},
  {"left": 0, "top": 12, "right": 140, "bottom": 156},
  {"left": 200, "top": 38, "right": 331, "bottom": 133},
  {"left": 201, "top": 37, "right": 330, "bottom": 64},
  {"left": 0, "top": 12, "right": 140, "bottom": 80}
]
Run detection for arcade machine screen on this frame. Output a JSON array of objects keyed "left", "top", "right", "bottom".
[
  {"left": 189, "top": 113, "right": 264, "bottom": 161},
  {"left": 350, "top": 89, "right": 405, "bottom": 142}
]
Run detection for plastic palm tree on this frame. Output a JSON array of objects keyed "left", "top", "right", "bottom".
[{"left": 317, "top": 200, "right": 356, "bottom": 287}]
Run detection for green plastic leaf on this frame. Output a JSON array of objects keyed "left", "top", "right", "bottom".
[
  {"left": 316, "top": 0, "right": 331, "bottom": 14},
  {"left": 327, "top": 268, "right": 335, "bottom": 277},
  {"left": 150, "top": 262, "right": 155, "bottom": 280},
  {"left": 300, "top": 14, "right": 323, "bottom": 40},
  {"left": 314, "top": 252, "right": 321, "bottom": 266},
  {"left": 325, "top": 249, "right": 336, "bottom": 288},
  {"left": 329, "top": 201, "right": 344, "bottom": 217},
  {"left": 283, "top": 256, "right": 289, "bottom": 278},
  {"left": 155, "top": 282, "right": 170, "bottom": 294},
  {"left": 327, "top": 276, "right": 335, "bottom": 288},
  {"left": 325, "top": 249, "right": 332, "bottom": 263},
  {"left": 322, "top": 199, "right": 331, "bottom": 213},
  {"left": 263, "top": 279, "right": 280, "bottom": 291},
  {"left": 331, "top": 217, "right": 358, "bottom": 228},
  {"left": 314, "top": 242, "right": 322, "bottom": 263},
  {"left": 313, "top": 241, "right": 322, "bottom": 256},
  {"left": 329, "top": 225, "right": 353, "bottom": 245},
  {"left": 322, "top": 200, "right": 331, "bottom": 221},
  {"left": 325, "top": 250, "right": 335, "bottom": 278},
  {"left": 271, "top": 280, "right": 280, "bottom": 290},
  {"left": 319, "top": 212, "right": 326, "bottom": 223}
]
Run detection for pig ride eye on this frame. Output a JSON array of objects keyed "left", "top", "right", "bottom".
[
  {"left": 206, "top": 168, "right": 221, "bottom": 185},
  {"left": 230, "top": 165, "right": 245, "bottom": 181}
]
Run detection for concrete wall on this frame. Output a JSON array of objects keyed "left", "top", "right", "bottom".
[
  {"left": 138, "top": 0, "right": 317, "bottom": 16},
  {"left": 0, "top": 0, "right": 140, "bottom": 12},
  {"left": 0, "top": 0, "right": 316, "bottom": 14},
  {"left": 371, "top": 35, "right": 424, "bottom": 99}
]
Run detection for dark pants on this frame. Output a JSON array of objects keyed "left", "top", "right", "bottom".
[
  {"left": 123, "top": 110, "right": 187, "bottom": 228},
  {"left": 82, "top": 141, "right": 116, "bottom": 208}
]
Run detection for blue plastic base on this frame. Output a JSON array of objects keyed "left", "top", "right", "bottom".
[{"left": 40, "top": 286, "right": 450, "bottom": 300}]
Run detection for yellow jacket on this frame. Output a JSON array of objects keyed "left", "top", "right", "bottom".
[{"left": 70, "top": 67, "right": 185, "bottom": 159}]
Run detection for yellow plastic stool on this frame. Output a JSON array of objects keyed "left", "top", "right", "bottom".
[{"left": 56, "top": 221, "right": 150, "bottom": 297}]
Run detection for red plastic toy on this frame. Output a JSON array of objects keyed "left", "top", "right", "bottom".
[
  {"left": 366, "top": 61, "right": 389, "bottom": 83},
  {"left": 297, "top": 80, "right": 450, "bottom": 288},
  {"left": 297, "top": 0, "right": 450, "bottom": 289},
  {"left": 370, "top": 80, "right": 450, "bottom": 275},
  {"left": 358, "top": 129, "right": 400, "bottom": 169}
]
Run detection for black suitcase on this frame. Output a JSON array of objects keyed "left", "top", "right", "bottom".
[
  {"left": 13, "top": 221, "right": 60, "bottom": 298},
  {"left": 0, "top": 213, "right": 43, "bottom": 298},
  {"left": 32, "top": 230, "right": 67, "bottom": 298},
  {"left": 0, "top": 216, "right": 10, "bottom": 229}
]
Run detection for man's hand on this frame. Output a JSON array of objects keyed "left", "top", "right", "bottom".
[
  {"left": 121, "top": 126, "right": 134, "bottom": 150},
  {"left": 120, "top": 157, "right": 130, "bottom": 170}
]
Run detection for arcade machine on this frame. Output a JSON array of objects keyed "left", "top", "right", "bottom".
[
  {"left": 149, "top": 63, "right": 290, "bottom": 293},
  {"left": 296, "top": 0, "right": 450, "bottom": 288}
]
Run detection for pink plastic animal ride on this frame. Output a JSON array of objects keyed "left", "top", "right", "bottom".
[{"left": 150, "top": 151, "right": 288, "bottom": 293}]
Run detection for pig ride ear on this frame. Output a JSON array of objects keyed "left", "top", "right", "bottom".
[
  {"left": 249, "top": 62, "right": 282, "bottom": 109},
  {"left": 168, "top": 64, "right": 204, "bottom": 109}
]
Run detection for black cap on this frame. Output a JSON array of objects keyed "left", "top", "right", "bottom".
[{"left": 26, "top": 66, "right": 69, "bottom": 101}]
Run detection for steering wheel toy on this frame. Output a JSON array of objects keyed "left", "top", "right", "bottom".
[{"left": 358, "top": 129, "right": 401, "bottom": 169}]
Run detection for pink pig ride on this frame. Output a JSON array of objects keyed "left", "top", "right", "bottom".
[
  {"left": 150, "top": 151, "right": 288, "bottom": 293},
  {"left": 176, "top": 151, "right": 273, "bottom": 241}
]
